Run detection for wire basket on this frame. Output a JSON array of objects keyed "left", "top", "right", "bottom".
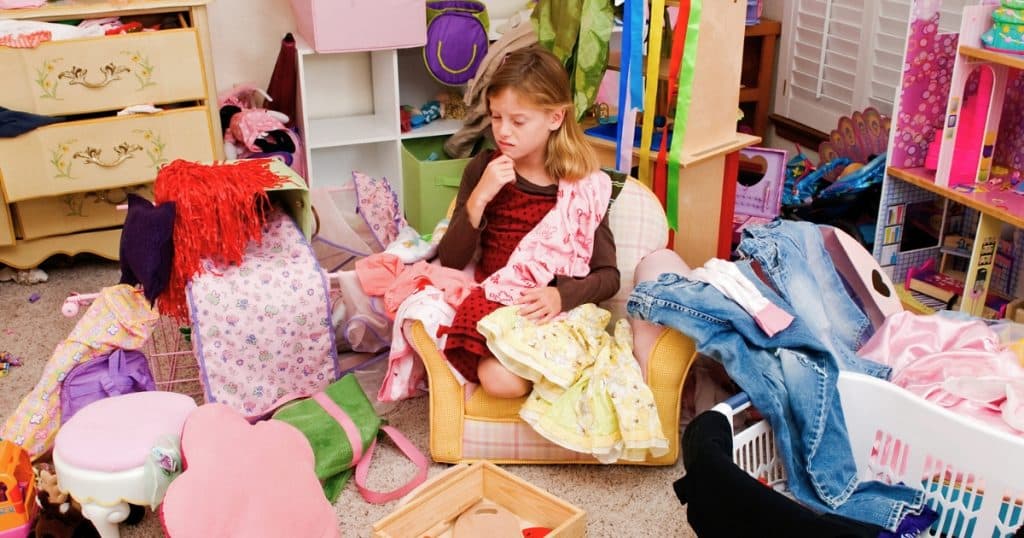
[
  {"left": 141, "top": 316, "right": 204, "bottom": 404},
  {"left": 61, "top": 292, "right": 205, "bottom": 404},
  {"left": 61, "top": 285, "right": 351, "bottom": 407},
  {"left": 715, "top": 372, "right": 1024, "bottom": 537}
]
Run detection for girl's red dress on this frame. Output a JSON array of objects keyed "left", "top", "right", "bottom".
[{"left": 440, "top": 182, "right": 556, "bottom": 383}]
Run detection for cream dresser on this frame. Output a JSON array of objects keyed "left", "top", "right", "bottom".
[{"left": 0, "top": 0, "right": 221, "bottom": 269}]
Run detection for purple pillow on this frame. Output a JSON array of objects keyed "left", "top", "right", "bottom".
[{"left": 119, "top": 193, "right": 175, "bottom": 305}]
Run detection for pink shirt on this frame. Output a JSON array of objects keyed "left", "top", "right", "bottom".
[{"left": 482, "top": 170, "right": 612, "bottom": 305}]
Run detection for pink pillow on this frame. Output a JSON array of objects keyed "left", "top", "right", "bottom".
[{"left": 160, "top": 404, "right": 339, "bottom": 538}]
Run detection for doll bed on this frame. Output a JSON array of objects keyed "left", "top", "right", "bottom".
[
  {"left": 408, "top": 175, "right": 697, "bottom": 465},
  {"left": 717, "top": 371, "right": 1024, "bottom": 537},
  {"left": 57, "top": 161, "right": 316, "bottom": 404}
]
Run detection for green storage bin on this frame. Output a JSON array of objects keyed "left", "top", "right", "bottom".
[{"left": 401, "top": 136, "right": 471, "bottom": 233}]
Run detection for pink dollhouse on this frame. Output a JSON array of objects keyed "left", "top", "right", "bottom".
[{"left": 872, "top": 0, "right": 1024, "bottom": 317}]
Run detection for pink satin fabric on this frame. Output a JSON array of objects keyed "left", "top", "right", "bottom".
[{"left": 858, "top": 311, "right": 1024, "bottom": 435}]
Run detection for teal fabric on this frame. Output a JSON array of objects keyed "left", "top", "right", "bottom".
[
  {"left": 993, "top": 7, "right": 1024, "bottom": 24},
  {"left": 982, "top": 20, "right": 1024, "bottom": 52},
  {"left": 271, "top": 374, "right": 381, "bottom": 502},
  {"left": 531, "top": 0, "right": 614, "bottom": 120}
]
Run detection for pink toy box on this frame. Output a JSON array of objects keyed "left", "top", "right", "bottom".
[
  {"left": 732, "top": 147, "right": 787, "bottom": 244},
  {"left": 288, "top": 0, "right": 427, "bottom": 53}
]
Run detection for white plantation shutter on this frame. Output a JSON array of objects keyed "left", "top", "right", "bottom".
[
  {"left": 775, "top": 0, "right": 865, "bottom": 132},
  {"left": 869, "top": 0, "right": 912, "bottom": 112},
  {"left": 776, "top": 0, "right": 971, "bottom": 133},
  {"left": 869, "top": 0, "right": 969, "bottom": 112}
]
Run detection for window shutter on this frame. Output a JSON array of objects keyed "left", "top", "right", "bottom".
[
  {"left": 869, "top": 0, "right": 911, "bottom": 113},
  {"left": 775, "top": 0, "right": 864, "bottom": 132},
  {"left": 868, "top": 0, "right": 968, "bottom": 114},
  {"left": 776, "top": 0, "right": 970, "bottom": 133}
]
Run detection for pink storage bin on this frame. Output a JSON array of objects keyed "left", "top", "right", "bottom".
[{"left": 288, "top": 0, "right": 427, "bottom": 53}]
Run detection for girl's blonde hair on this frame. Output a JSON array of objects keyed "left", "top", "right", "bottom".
[{"left": 486, "top": 45, "right": 599, "bottom": 181}]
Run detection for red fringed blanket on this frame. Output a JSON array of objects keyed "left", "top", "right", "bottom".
[{"left": 154, "top": 159, "right": 285, "bottom": 321}]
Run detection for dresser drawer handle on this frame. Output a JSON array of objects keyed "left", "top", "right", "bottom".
[
  {"left": 57, "top": 62, "right": 130, "bottom": 89},
  {"left": 73, "top": 143, "right": 143, "bottom": 168}
]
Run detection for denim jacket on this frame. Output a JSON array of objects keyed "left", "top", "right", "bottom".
[
  {"left": 627, "top": 263, "right": 924, "bottom": 531},
  {"left": 737, "top": 220, "right": 891, "bottom": 379}
]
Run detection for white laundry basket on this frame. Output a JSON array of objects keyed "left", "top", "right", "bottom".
[{"left": 714, "top": 371, "right": 1024, "bottom": 537}]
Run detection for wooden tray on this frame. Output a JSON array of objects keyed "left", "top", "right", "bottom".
[{"left": 372, "top": 461, "right": 586, "bottom": 537}]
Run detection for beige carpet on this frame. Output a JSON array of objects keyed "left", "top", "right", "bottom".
[{"left": 0, "top": 258, "right": 695, "bottom": 537}]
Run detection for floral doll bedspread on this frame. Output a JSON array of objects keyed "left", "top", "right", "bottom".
[{"left": 187, "top": 211, "right": 338, "bottom": 417}]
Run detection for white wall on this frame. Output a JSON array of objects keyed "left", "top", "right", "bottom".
[
  {"left": 762, "top": 0, "right": 783, "bottom": 22},
  {"left": 204, "top": 0, "right": 530, "bottom": 95},
  {"left": 207, "top": 0, "right": 299, "bottom": 95},
  {"left": 753, "top": 0, "right": 794, "bottom": 153}
]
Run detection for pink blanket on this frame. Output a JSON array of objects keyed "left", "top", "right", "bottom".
[{"left": 858, "top": 311, "right": 1024, "bottom": 435}]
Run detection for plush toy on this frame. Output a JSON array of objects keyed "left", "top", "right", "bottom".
[
  {"left": 29, "top": 467, "right": 98, "bottom": 538},
  {"left": 436, "top": 89, "right": 467, "bottom": 120},
  {"left": 400, "top": 107, "right": 413, "bottom": 133},
  {"left": 31, "top": 491, "right": 98, "bottom": 538},
  {"left": 409, "top": 101, "right": 442, "bottom": 128},
  {"left": 217, "top": 85, "right": 297, "bottom": 160}
]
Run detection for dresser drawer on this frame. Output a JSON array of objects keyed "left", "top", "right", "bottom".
[
  {"left": 13, "top": 183, "right": 153, "bottom": 240},
  {"left": 0, "top": 29, "right": 207, "bottom": 117},
  {"left": 0, "top": 107, "right": 214, "bottom": 202}
]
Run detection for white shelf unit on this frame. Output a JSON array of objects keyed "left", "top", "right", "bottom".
[
  {"left": 295, "top": 37, "right": 401, "bottom": 197},
  {"left": 295, "top": 37, "right": 465, "bottom": 207},
  {"left": 396, "top": 47, "right": 462, "bottom": 140}
]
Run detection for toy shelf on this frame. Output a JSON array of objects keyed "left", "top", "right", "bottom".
[
  {"left": 887, "top": 167, "right": 1024, "bottom": 229},
  {"left": 959, "top": 45, "right": 1024, "bottom": 71},
  {"left": 306, "top": 115, "right": 396, "bottom": 148},
  {"left": 400, "top": 118, "right": 461, "bottom": 140}
]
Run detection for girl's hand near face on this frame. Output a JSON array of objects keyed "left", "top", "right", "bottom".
[
  {"left": 466, "top": 154, "right": 516, "bottom": 228},
  {"left": 516, "top": 286, "right": 562, "bottom": 324}
]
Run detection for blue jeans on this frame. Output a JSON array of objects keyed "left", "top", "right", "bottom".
[
  {"left": 737, "top": 220, "right": 891, "bottom": 379},
  {"left": 627, "top": 265, "right": 923, "bottom": 531}
]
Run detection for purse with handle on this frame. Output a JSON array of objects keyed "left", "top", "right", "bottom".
[
  {"left": 271, "top": 374, "right": 428, "bottom": 504},
  {"left": 60, "top": 348, "right": 156, "bottom": 424}
]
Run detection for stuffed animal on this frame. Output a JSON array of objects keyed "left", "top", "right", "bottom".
[
  {"left": 217, "top": 84, "right": 297, "bottom": 160},
  {"left": 30, "top": 466, "right": 143, "bottom": 538},
  {"left": 31, "top": 490, "right": 98, "bottom": 538},
  {"left": 408, "top": 101, "right": 442, "bottom": 128},
  {"left": 30, "top": 467, "right": 95, "bottom": 538},
  {"left": 436, "top": 89, "right": 467, "bottom": 120}
]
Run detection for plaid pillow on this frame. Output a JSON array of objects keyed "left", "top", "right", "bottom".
[{"left": 602, "top": 179, "right": 669, "bottom": 321}]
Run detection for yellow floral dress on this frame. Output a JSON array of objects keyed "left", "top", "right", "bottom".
[{"left": 477, "top": 304, "right": 668, "bottom": 463}]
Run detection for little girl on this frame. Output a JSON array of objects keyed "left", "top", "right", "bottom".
[{"left": 438, "top": 45, "right": 619, "bottom": 398}]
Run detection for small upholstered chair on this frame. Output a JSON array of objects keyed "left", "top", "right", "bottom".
[
  {"left": 53, "top": 392, "right": 197, "bottom": 538},
  {"left": 408, "top": 176, "right": 698, "bottom": 464}
]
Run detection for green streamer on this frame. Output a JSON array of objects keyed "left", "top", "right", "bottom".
[{"left": 666, "top": 0, "right": 703, "bottom": 230}]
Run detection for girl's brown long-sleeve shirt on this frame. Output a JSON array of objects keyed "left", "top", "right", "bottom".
[{"left": 437, "top": 151, "right": 620, "bottom": 310}]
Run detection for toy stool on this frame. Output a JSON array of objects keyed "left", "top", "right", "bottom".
[{"left": 53, "top": 392, "right": 196, "bottom": 538}]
